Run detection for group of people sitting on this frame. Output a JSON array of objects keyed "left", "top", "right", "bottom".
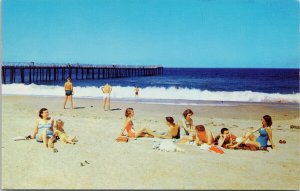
[
  {"left": 28, "top": 108, "right": 77, "bottom": 152},
  {"left": 29, "top": 107, "right": 275, "bottom": 152},
  {"left": 119, "top": 108, "right": 276, "bottom": 150}
]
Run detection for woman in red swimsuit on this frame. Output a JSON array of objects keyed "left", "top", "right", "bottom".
[{"left": 119, "top": 108, "right": 157, "bottom": 138}]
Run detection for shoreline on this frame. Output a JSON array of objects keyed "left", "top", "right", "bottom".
[
  {"left": 2, "top": 95, "right": 300, "bottom": 189},
  {"left": 2, "top": 94, "right": 300, "bottom": 108}
]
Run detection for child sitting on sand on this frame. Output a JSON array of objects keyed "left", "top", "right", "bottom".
[{"left": 54, "top": 119, "right": 77, "bottom": 144}]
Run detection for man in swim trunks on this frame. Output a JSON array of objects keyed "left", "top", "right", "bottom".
[
  {"left": 64, "top": 77, "right": 73, "bottom": 109},
  {"left": 135, "top": 86, "right": 139, "bottom": 97},
  {"left": 101, "top": 83, "right": 112, "bottom": 111}
]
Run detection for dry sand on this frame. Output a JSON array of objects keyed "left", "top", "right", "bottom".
[{"left": 1, "top": 95, "right": 300, "bottom": 189}]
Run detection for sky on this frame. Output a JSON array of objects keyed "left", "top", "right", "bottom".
[{"left": 2, "top": 0, "right": 299, "bottom": 68}]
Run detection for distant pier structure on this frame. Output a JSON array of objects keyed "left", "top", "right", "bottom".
[{"left": 1, "top": 62, "right": 164, "bottom": 84}]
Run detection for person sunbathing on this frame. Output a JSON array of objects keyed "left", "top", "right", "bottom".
[
  {"left": 119, "top": 108, "right": 158, "bottom": 138},
  {"left": 31, "top": 108, "right": 57, "bottom": 152},
  {"left": 229, "top": 115, "right": 275, "bottom": 149},
  {"left": 54, "top": 119, "right": 77, "bottom": 144},
  {"left": 181, "top": 109, "right": 195, "bottom": 136},
  {"left": 155, "top": 117, "right": 180, "bottom": 139},
  {"left": 195, "top": 125, "right": 215, "bottom": 146},
  {"left": 216, "top": 128, "right": 238, "bottom": 148}
]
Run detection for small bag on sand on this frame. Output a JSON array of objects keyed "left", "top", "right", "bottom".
[{"left": 116, "top": 136, "right": 129, "bottom": 143}]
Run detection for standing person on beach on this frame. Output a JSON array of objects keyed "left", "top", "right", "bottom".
[
  {"left": 31, "top": 108, "right": 58, "bottom": 152},
  {"left": 63, "top": 77, "right": 73, "bottom": 109},
  {"left": 101, "top": 83, "right": 112, "bottom": 111},
  {"left": 135, "top": 86, "right": 139, "bottom": 97}
]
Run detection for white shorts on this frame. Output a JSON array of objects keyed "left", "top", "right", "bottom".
[{"left": 103, "top": 93, "right": 110, "bottom": 99}]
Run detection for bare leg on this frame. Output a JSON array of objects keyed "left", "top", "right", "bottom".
[
  {"left": 69, "top": 95, "right": 73, "bottom": 109},
  {"left": 63, "top": 96, "right": 68, "bottom": 109},
  {"left": 108, "top": 97, "right": 110, "bottom": 111},
  {"left": 244, "top": 139, "right": 261, "bottom": 147},
  {"left": 63, "top": 138, "right": 75, "bottom": 144},
  {"left": 103, "top": 98, "right": 107, "bottom": 110},
  {"left": 42, "top": 129, "right": 48, "bottom": 148},
  {"left": 135, "top": 127, "right": 159, "bottom": 138},
  {"left": 48, "top": 138, "right": 54, "bottom": 148}
]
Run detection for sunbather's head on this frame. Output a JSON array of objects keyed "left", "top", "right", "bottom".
[
  {"left": 125, "top": 108, "right": 134, "bottom": 118},
  {"left": 165, "top": 117, "right": 175, "bottom": 126},
  {"left": 183, "top": 109, "right": 193, "bottom": 119},
  {"left": 221, "top": 128, "right": 229, "bottom": 135},
  {"left": 55, "top": 119, "right": 64, "bottom": 129},
  {"left": 262, "top": 115, "right": 272, "bottom": 127},
  {"left": 195, "top": 125, "right": 205, "bottom": 132},
  {"left": 39, "top": 108, "right": 49, "bottom": 119}
]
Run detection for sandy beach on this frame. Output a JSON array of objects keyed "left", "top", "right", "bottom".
[{"left": 1, "top": 95, "right": 300, "bottom": 189}]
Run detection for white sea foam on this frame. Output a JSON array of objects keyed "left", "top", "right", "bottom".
[{"left": 2, "top": 83, "right": 300, "bottom": 103}]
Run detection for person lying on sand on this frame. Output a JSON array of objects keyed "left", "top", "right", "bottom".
[
  {"left": 154, "top": 117, "right": 180, "bottom": 139},
  {"left": 54, "top": 119, "right": 77, "bottom": 144},
  {"left": 179, "top": 125, "right": 214, "bottom": 145},
  {"left": 194, "top": 125, "right": 215, "bottom": 146},
  {"left": 229, "top": 115, "right": 275, "bottom": 150},
  {"left": 215, "top": 128, "right": 238, "bottom": 148},
  {"left": 119, "top": 108, "right": 158, "bottom": 138},
  {"left": 30, "top": 108, "right": 57, "bottom": 152}
]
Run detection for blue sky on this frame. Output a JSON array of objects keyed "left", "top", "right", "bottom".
[{"left": 2, "top": 0, "right": 299, "bottom": 68}]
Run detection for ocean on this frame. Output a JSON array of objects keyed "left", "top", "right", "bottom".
[{"left": 2, "top": 68, "right": 300, "bottom": 104}]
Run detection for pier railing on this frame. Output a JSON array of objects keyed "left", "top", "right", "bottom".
[{"left": 1, "top": 62, "right": 164, "bottom": 84}]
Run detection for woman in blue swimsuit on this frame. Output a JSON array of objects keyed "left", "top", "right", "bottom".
[
  {"left": 31, "top": 108, "right": 57, "bottom": 151},
  {"left": 230, "top": 115, "right": 275, "bottom": 149}
]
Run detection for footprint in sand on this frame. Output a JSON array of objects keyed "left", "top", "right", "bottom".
[{"left": 233, "top": 124, "right": 239, "bottom": 127}]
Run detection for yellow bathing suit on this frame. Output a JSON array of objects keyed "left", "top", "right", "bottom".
[{"left": 56, "top": 129, "right": 67, "bottom": 139}]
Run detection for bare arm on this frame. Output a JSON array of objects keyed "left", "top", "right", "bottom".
[
  {"left": 119, "top": 119, "right": 129, "bottom": 136},
  {"left": 207, "top": 130, "right": 214, "bottom": 145},
  {"left": 251, "top": 127, "right": 261, "bottom": 134},
  {"left": 218, "top": 134, "right": 225, "bottom": 147},
  {"left": 181, "top": 118, "right": 191, "bottom": 133},
  {"left": 266, "top": 127, "right": 275, "bottom": 148},
  {"left": 50, "top": 119, "right": 54, "bottom": 132}
]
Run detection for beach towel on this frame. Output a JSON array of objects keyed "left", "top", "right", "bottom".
[
  {"left": 152, "top": 140, "right": 184, "bottom": 152},
  {"left": 209, "top": 145, "right": 225, "bottom": 154},
  {"left": 199, "top": 143, "right": 225, "bottom": 154},
  {"left": 116, "top": 136, "right": 128, "bottom": 143}
]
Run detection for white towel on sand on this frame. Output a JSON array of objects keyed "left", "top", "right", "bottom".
[{"left": 152, "top": 140, "right": 184, "bottom": 152}]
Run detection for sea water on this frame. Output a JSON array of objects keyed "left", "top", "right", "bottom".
[{"left": 2, "top": 68, "right": 299, "bottom": 104}]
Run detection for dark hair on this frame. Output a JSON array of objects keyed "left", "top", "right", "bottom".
[
  {"left": 195, "top": 125, "right": 205, "bottom": 132},
  {"left": 125, "top": 108, "right": 134, "bottom": 117},
  {"left": 165, "top": 117, "right": 175, "bottom": 126},
  {"left": 221, "top": 128, "right": 229, "bottom": 134},
  {"left": 67, "top": 77, "right": 71, "bottom": 81},
  {"left": 183, "top": 109, "right": 194, "bottom": 118},
  {"left": 263, "top": 115, "right": 272, "bottom": 127},
  {"left": 39, "top": 108, "right": 48, "bottom": 118}
]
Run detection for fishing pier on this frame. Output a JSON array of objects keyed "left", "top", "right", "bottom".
[{"left": 1, "top": 62, "right": 164, "bottom": 84}]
